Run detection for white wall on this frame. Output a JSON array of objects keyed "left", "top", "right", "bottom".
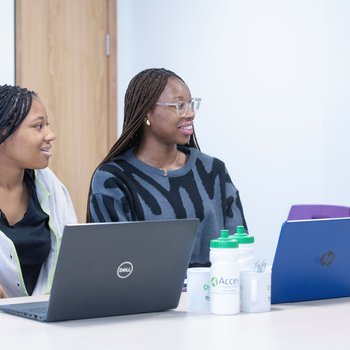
[
  {"left": 0, "top": 0, "right": 15, "bottom": 85},
  {"left": 117, "top": 0, "right": 350, "bottom": 262},
  {"left": 2, "top": 1, "right": 348, "bottom": 263}
]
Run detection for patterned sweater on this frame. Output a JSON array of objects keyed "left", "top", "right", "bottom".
[{"left": 89, "top": 146, "right": 247, "bottom": 265}]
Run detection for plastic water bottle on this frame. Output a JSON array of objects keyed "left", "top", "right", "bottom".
[
  {"left": 210, "top": 229, "right": 240, "bottom": 315},
  {"left": 231, "top": 226, "right": 255, "bottom": 272}
]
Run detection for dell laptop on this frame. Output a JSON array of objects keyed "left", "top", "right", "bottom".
[
  {"left": 271, "top": 217, "right": 350, "bottom": 304},
  {"left": 0, "top": 218, "right": 199, "bottom": 321}
]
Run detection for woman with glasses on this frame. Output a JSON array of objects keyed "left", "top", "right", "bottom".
[{"left": 87, "top": 68, "right": 247, "bottom": 266}]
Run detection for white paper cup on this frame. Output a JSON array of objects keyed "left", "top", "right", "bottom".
[
  {"left": 240, "top": 270, "right": 271, "bottom": 313},
  {"left": 186, "top": 267, "right": 210, "bottom": 313}
]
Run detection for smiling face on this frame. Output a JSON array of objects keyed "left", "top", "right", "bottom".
[
  {"left": 0, "top": 96, "right": 55, "bottom": 170},
  {"left": 144, "top": 77, "right": 195, "bottom": 146}
]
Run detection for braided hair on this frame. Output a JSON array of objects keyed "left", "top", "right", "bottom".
[
  {"left": 86, "top": 68, "right": 200, "bottom": 221},
  {"left": 101, "top": 67, "right": 200, "bottom": 165},
  {"left": 0, "top": 85, "right": 36, "bottom": 144}
]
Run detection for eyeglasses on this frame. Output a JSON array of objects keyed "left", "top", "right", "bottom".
[{"left": 155, "top": 98, "right": 201, "bottom": 117}]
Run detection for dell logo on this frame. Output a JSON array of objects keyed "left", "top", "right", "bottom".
[
  {"left": 117, "top": 261, "right": 133, "bottom": 278},
  {"left": 320, "top": 251, "right": 335, "bottom": 266}
]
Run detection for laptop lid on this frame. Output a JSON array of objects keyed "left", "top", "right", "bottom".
[
  {"left": 0, "top": 219, "right": 199, "bottom": 321},
  {"left": 271, "top": 217, "right": 350, "bottom": 304}
]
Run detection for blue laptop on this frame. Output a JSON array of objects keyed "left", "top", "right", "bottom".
[{"left": 271, "top": 217, "right": 350, "bottom": 304}]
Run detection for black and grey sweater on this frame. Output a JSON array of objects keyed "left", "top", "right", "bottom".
[{"left": 89, "top": 146, "right": 247, "bottom": 265}]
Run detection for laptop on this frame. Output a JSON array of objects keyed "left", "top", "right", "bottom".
[
  {"left": 271, "top": 217, "right": 350, "bottom": 304},
  {"left": 0, "top": 218, "right": 199, "bottom": 322}
]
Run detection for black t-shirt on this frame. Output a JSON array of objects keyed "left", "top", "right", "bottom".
[{"left": 0, "top": 169, "right": 51, "bottom": 295}]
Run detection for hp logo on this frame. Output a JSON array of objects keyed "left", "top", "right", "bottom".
[{"left": 320, "top": 251, "right": 335, "bottom": 266}]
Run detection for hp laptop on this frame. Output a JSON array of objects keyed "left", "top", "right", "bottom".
[
  {"left": 0, "top": 218, "right": 199, "bottom": 321},
  {"left": 271, "top": 217, "right": 350, "bottom": 304}
]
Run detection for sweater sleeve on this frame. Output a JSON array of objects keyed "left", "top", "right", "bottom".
[
  {"left": 89, "top": 164, "right": 135, "bottom": 223},
  {"left": 223, "top": 167, "right": 248, "bottom": 233},
  {"left": 89, "top": 192, "right": 133, "bottom": 222}
]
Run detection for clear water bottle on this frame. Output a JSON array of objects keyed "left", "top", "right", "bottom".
[
  {"left": 231, "top": 226, "right": 255, "bottom": 272},
  {"left": 210, "top": 230, "right": 240, "bottom": 315}
]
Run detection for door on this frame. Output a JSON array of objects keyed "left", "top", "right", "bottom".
[{"left": 16, "top": 0, "right": 117, "bottom": 222}]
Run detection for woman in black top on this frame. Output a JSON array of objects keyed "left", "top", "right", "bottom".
[{"left": 0, "top": 85, "right": 77, "bottom": 298}]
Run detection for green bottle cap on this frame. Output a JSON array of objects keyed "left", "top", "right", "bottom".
[
  {"left": 231, "top": 225, "right": 254, "bottom": 244},
  {"left": 210, "top": 229, "right": 238, "bottom": 248}
]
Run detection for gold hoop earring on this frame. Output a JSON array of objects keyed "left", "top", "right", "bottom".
[{"left": 145, "top": 119, "right": 151, "bottom": 126}]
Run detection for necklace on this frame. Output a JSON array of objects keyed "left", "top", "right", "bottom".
[{"left": 137, "top": 151, "right": 179, "bottom": 176}]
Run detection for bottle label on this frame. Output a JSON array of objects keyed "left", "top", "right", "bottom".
[{"left": 210, "top": 274, "right": 240, "bottom": 294}]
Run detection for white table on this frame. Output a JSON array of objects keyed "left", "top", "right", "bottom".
[{"left": 1, "top": 293, "right": 349, "bottom": 349}]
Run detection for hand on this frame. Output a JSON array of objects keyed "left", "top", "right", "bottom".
[{"left": 0, "top": 284, "right": 7, "bottom": 298}]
